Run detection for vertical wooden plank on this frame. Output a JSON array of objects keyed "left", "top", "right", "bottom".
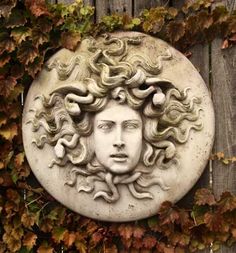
[
  {"left": 95, "top": 0, "right": 132, "bottom": 22},
  {"left": 211, "top": 40, "right": 236, "bottom": 253},
  {"left": 133, "top": 0, "right": 164, "bottom": 16},
  {"left": 211, "top": 0, "right": 236, "bottom": 251}
]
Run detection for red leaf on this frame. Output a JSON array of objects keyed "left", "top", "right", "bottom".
[
  {"left": 158, "top": 201, "right": 180, "bottom": 225},
  {"left": 133, "top": 226, "right": 145, "bottom": 239},
  {"left": 25, "top": 0, "right": 51, "bottom": 17},
  {"left": 194, "top": 188, "right": 216, "bottom": 206},
  {"left": 143, "top": 235, "right": 157, "bottom": 249},
  {"left": 204, "top": 212, "right": 229, "bottom": 232},
  {"left": 118, "top": 224, "right": 133, "bottom": 240}
]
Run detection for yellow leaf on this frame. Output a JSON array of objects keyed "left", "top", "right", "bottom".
[{"left": 0, "top": 123, "right": 18, "bottom": 141}]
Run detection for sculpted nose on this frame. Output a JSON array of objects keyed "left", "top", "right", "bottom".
[
  {"left": 113, "top": 127, "right": 125, "bottom": 149},
  {"left": 113, "top": 141, "right": 125, "bottom": 149}
]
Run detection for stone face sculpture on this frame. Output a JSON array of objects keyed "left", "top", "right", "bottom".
[{"left": 22, "top": 32, "right": 214, "bottom": 221}]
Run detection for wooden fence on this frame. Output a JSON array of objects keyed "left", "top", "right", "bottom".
[{"left": 47, "top": 0, "right": 236, "bottom": 252}]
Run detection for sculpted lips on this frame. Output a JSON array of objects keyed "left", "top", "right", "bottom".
[{"left": 110, "top": 153, "right": 128, "bottom": 162}]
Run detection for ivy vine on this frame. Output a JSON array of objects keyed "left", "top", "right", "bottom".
[{"left": 0, "top": 0, "right": 236, "bottom": 252}]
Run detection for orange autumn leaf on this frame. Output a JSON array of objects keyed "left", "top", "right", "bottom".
[
  {"left": 194, "top": 188, "right": 216, "bottom": 206},
  {"left": 23, "top": 232, "right": 37, "bottom": 249}
]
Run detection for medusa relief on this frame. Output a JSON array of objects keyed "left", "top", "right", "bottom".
[{"left": 27, "top": 34, "right": 203, "bottom": 203}]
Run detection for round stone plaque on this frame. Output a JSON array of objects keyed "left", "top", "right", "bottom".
[{"left": 22, "top": 32, "right": 214, "bottom": 222}]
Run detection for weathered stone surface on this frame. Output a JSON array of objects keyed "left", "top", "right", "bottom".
[{"left": 22, "top": 32, "right": 214, "bottom": 221}]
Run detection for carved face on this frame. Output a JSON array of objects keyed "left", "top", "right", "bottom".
[{"left": 93, "top": 100, "right": 143, "bottom": 174}]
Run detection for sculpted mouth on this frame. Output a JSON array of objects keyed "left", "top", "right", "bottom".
[{"left": 110, "top": 153, "right": 128, "bottom": 158}]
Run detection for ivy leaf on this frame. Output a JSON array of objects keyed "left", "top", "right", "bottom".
[
  {"left": 14, "top": 152, "right": 25, "bottom": 167},
  {"left": 63, "top": 231, "right": 76, "bottom": 247},
  {"left": 0, "top": 76, "right": 17, "bottom": 97},
  {"left": 0, "top": 53, "right": 11, "bottom": 68},
  {"left": 25, "top": 56, "right": 44, "bottom": 78},
  {"left": 32, "top": 28, "right": 49, "bottom": 47},
  {"left": 52, "top": 227, "right": 67, "bottom": 243},
  {"left": 60, "top": 31, "right": 81, "bottom": 51},
  {"left": 25, "top": 0, "right": 51, "bottom": 17},
  {"left": 118, "top": 224, "right": 133, "bottom": 240},
  {"left": 21, "top": 212, "right": 36, "bottom": 228},
  {"left": 0, "top": 122, "right": 18, "bottom": 141},
  {"left": 194, "top": 188, "right": 216, "bottom": 206},
  {"left": 133, "top": 226, "right": 145, "bottom": 239},
  {"left": 0, "top": 0, "right": 17, "bottom": 18},
  {"left": 166, "top": 21, "right": 185, "bottom": 43},
  {"left": 5, "top": 9, "right": 27, "bottom": 28},
  {"left": 10, "top": 64, "right": 24, "bottom": 79},
  {"left": 198, "top": 10, "right": 213, "bottom": 29},
  {"left": 158, "top": 201, "right": 180, "bottom": 225},
  {"left": 204, "top": 212, "right": 229, "bottom": 232},
  {"left": 11, "top": 27, "right": 32, "bottom": 44},
  {"left": 37, "top": 245, "right": 54, "bottom": 253},
  {"left": 0, "top": 32, "right": 15, "bottom": 54},
  {"left": 143, "top": 235, "right": 157, "bottom": 249},
  {"left": 217, "top": 192, "right": 236, "bottom": 213},
  {"left": 91, "top": 230, "right": 103, "bottom": 246},
  {"left": 17, "top": 42, "right": 38, "bottom": 65},
  {"left": 23, "top": 232, "right": 37, "bottom": 250},
  {"left": 132, "top": 238, "right": 143, "bottom": 249},
  {"left": 168, "top": 7, "right": 178, "bottom": 18}
]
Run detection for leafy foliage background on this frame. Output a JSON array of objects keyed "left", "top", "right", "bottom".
[{"left": 0, "top": 0, "right": 236, "bottom": 252}]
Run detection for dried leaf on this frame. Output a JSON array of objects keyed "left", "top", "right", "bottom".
[
  {"left": 25, "top": 56, "right": 44, "bottom": 78},
  {"left": 143, "top": 235, "right": 157, "bottom": 249},
  {"left": 0, "top": 76, "right": 17, "bottom": 97},
  {"left": 25, "top": 0, "right": 50, "bottom": 17},
  {"left": 0, "top": 0, "right": 17, "bottom": 18},
  {"left": 194, "top": 188, "right": 216, "bottom": 206},
  {"left": 133, "top": 226, "right": 145, "bottom": 239},
  {"left": 0, "top": 53, "right": 11, "bottom": 68},
  {"left": 23, "top": 232, "right": 37, "bottom": 249},
  {"left": 11, "top": 27, "right": 32, "bottom": 44},
  {"left": 37, "top": 245, "right": 54, "bottom": 253},
  {"left": 17, "top": 42, "right": 38, "bottom": 65},
  {"left": 158, "top": 201, "right": 180, "bottom": 225},
  {"left": 218, "top": 192, "right": 236, "bottom": 213},
  {"left": 0, "top": 32, "right": 15, "bottom": 54},
  {"left": 21, "top": 212, "right": 36, "bottom": 228},
  {"left": 61, "top": 31, "right": 81, "bottom": 51},
  {"left": 167, "top": 21, "right": 185, "bottom": 43},
  {"left": 204, "top": 212, "right": 229, "bottom": 232},
  {"left": 52, "top": 227, "right": 67, "bottom": 243},
  {"left": 0, "top": 122, "right": 18, "bottom": 141},
  {"left": 5, "top": 9, "right": 27, "bottom": 28},
  {"left": 118, "top": 224, "right": 133, "bottom": 240},
  {"left": 32, "top": 28, "right": 49, "bottom": 47}
]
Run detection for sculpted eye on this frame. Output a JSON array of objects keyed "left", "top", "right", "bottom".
[
  {"left": 97, "top": 122, "right": 113, "bottom": 130},
  {"left": 124, "top": 122, "right": 140, "bottom": 130}
]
